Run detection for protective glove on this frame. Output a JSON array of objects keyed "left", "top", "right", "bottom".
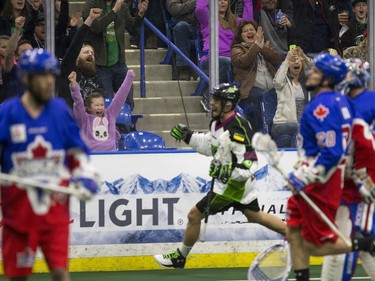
[
  {"left": 209, "top": 161, "right": 232, "bottom": 183},
  {"left": 357, "top": 176, "right": 375, "bottom": 204},
  {"left": 351, "top": 169, "right": 375, "bottom": 203},
  {"left": 72, "top": 177, "right": 100, "bottom": 201},
  {"left": 170, "top": 124, "right": 193, "bottom": 143},
  {"left": 287, "top": 164, "right": 324, "bottom": 192}
]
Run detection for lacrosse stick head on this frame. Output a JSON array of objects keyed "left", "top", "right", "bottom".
[
  {"left": 248, "top": 241, "right": 291, "bottom": 281},
  {"left": 252, "top": 133, "right": 281, "bottom": 166}
]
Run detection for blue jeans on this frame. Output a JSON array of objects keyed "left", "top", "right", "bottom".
[
  {"left": 173, "top": 21, "right": 195, "bottom": 67},
  {"left": 238, "top": 86, "right": 268, "bottom": 133},
  {"left": 96, "top": 63, "right": 134, "bottom": 110},
  {"left": 201, "top": 56, "right": 232, "bottom": 99}
]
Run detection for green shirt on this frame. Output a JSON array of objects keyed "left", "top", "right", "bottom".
[{"left": 105, "top": 3, "right": 119, "bottom": 66}]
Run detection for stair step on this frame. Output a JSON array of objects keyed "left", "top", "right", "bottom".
[
  {"left": 135, "top": 113, "right": 210, "bottom": 131},
  {"left": 129, "top": 65, "right": 172, "bottom": 81},
  {"left": 133, "top": 96, "right": 205, "bottom": 114},
  {"left": 133, "top": 80, "right": 199, "bottom": 97},
  {"left": 125, "top": 49, "right": 168, "bottom": 65}
]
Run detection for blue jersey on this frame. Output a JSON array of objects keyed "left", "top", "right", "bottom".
[
  {"left": 0, "top": 97, "right": 88, "bottom": 176},
  {"left": 0, "top": 96, "right": 89, "bottom": 230},
  {"left": 299, "top": 91, "right": 353, "bottom": 173},
  {"left": 351, "top": 89, "right": 375, "bottom": 128}
]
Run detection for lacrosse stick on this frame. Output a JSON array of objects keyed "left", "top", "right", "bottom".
[
  {"left": 0, "top": 172, "right": 83, "bottom": 197},
  {"left": 248, "top": 240, "right": 291, "bottom": 281},
  {"left": 200, "top": 130, "right": 232, "bottom": 242},
  {"left": 252, "top": 132, "right": 352, "bottom": 247}
]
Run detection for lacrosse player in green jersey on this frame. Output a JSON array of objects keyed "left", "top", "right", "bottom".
[{"left": 154, "top": 83, "right": 286, "bottom": 269}]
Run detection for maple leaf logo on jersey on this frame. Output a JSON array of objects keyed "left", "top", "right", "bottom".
[
  {"left": 313, "top": 104, "right": 330, "bottom": 122},
  {"left": 32, "top": 144, "right": 48, "bottom": 158}
]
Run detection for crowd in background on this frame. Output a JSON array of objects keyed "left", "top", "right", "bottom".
[{"left": 0, "top": 0, "right": 370, "bottom": 150}]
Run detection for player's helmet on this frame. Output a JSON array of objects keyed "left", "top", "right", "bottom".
[
  {"left": 345, "top": 58, "right": 371, "bottom": 88},
  {"left": 18, "top": 48, "right": 60, "bottom": 76},
  {"left": 211, "top": 83, "right": 241, "bottom": 106},
  {"left": 313, "top": 53, "right": 348, "bottom": 85}
]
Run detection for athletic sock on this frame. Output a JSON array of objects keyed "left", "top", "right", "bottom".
[
  {"left": 352, "top": 237, "right": 374, "bottom": 252},
  {"left": 179, "top": 244, "right": 192, "bottom": 258},
  {"left": 294, "top": 268, "right": 309, "bottom": 281}
]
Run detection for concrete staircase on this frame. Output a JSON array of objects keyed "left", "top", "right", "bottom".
[
  {"left": 125, "top": 47, "right": 210, "bottom": 149},
  {"left": 68, "top": 1, "right": 210, "bottom": 149}
]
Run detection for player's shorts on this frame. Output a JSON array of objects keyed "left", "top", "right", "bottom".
[
  {"left": 196, "top": 191, "right": 260, "bottom": 215},
  {"left": 286, "top": 194, "right": 338, "bottom": 246},
  {"left": 2, "top": 223, "right": 69, "bottom": 277}
]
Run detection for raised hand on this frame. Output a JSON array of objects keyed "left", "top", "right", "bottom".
[
  {"left": 70, "top": 12, "right": 82, "bottom": 27},
  {"left": 68, "top": 71, "right": 77, "bottom": 85},
  {"left": 138, "top": 0, "right": 149, "bottom": 17},
  {"left": 113, "top": 0, "right": 125, "bottom": 14},
  {"left": 85, "top": 8, "right": 102, "bottom": 26},
  {"left": 15, "top": 16, "right": 26, "bottom": 30},
  {"left": 90, "top": 8, "right": 102, "bottom": 19},
  {"left": 254, "top": 26, "right": 264, "bottom": 47}
]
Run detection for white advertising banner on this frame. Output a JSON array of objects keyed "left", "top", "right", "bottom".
[{"left": 69, "top": 150, "right": 297, "bottom": 245}]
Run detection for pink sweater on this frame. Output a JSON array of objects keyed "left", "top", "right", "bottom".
[
  {"left": 196, "top": 0, "right": 253, "bottom": 61},
  {"left": 70, "top": 71, "right": 135, "bottom": 152}
]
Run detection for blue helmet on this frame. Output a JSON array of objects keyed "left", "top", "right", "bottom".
[
  {"left": 313, "top": 53, "right": 348, "bottom": 85},
  {"left": 345, "top": 58, "right": 371, "bottom": 88},
  {"left": 18, "top": 48, "right": 60, "bottom": 76}
]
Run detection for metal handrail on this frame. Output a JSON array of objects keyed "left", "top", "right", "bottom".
[{"left": 137, "top": 17, "right": 209, "bottom": 98}]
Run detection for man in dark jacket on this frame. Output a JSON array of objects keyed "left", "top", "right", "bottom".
[
  {"left": 290, "top": 0, "right": 350, "bottom": 56},
  {"left": 82, "top": 0, "right": 148, "bottom": 111},
  {"left": 57, "top": 8, "right": 103, "bottom": 108}
]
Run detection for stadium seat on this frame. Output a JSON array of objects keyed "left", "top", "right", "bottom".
[
  {"left": 120, "top": 131, "right": 166, "bottom": 150},
  {"left": 104, "top": 98, "right": 143, "bottom": 132}
]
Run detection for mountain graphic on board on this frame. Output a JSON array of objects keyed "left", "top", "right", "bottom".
[
  {"left": 103, "top": 173, "right": 211, "bottom": 195},
  {"left": 101, "top": 164, "right": 279, "bottom": 195}
]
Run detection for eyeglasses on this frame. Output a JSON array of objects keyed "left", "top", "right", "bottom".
[{"left": 241, "top": 29, "right": 253, "bottom": 33}]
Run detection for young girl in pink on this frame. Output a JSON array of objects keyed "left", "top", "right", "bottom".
[{"left": 69, "top": 69, "right": 135, "bottom": 151}]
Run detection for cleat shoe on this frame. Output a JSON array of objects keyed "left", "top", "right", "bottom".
[{"left": 153, "top": 249, "right": 186, "bottom": 269}]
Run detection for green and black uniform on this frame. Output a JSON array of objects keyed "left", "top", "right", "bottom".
[{"left": 187, "top": 112, "right": 260, "bottom": 214}]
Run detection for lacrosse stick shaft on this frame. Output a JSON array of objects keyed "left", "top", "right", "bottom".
[
  {"left": 0, "top": 172, "right": 79, "bottom": 196},
  {"left": 201, "top": 178, "right": 215, "bottom": 242}
]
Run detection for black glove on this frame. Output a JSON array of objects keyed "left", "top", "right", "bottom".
[
  {"left": 209, "top": 161, "right": 233, "bottom": 183},
  {"left": 170, "top": 124, "right": 192, "bottom": 143}
]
